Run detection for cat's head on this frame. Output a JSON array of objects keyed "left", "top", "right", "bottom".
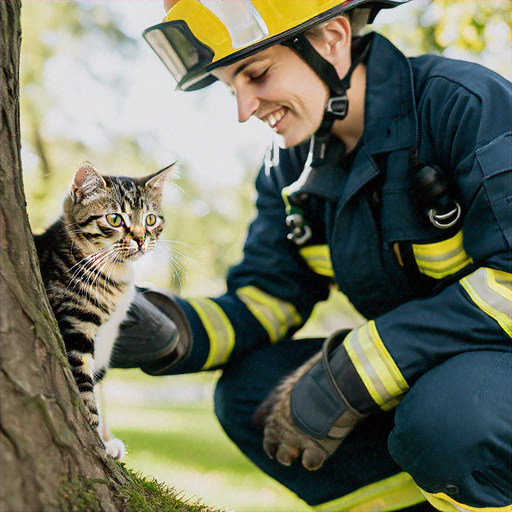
[{"left": 64, "top": 162, "right": 175, "bottom": 262}]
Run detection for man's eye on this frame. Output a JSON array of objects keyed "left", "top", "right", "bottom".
[
  {"left": 250, "top": 68, "right": 269, "bottom": 82},
  {"left": 106, "top": 214, "right": 123, "bottom": 227}
]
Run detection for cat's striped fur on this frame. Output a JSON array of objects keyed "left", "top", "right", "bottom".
[{"left": 34, "top": 162, "right": 173, "bottom": 458}]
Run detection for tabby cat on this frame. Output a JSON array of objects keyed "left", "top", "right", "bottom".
[{"left": 34, "top": 162, "right": 173, "bottom": 458}]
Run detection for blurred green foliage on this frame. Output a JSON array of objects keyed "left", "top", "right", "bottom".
[
  {"left": 375, "top": 0, "right": 511, "bottom": 77},
  {"left": 21, "top": 1, "right": 255, "bottom": 296}
]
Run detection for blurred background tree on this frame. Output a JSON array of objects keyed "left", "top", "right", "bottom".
[{"left": 20, "top": 1, "right": 511, "bottom": 511}]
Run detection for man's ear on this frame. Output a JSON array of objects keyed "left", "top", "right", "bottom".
[{"left": 313, "top": 16, "right": 352, "bottom": 68}]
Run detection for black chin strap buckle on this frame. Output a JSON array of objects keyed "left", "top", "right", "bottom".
[{"left": 326, "top": 94, "right": 348, "bottom": 119}]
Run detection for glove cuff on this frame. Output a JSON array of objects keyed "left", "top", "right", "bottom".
[
  {"left": 290, "top": 329, "right": 369, "bottom": 440},
  {"left": 138, "top": 288, "right": 193, "bottom": 375},
  {"left": 111, "top": 292, "right": 187, "bottom": 371}
]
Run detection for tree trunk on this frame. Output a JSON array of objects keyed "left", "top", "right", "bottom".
[{"left": 1, "top": 2, "right": 129, "bottom": 510}]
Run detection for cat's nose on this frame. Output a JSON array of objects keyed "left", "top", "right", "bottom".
[{"left": 133, "top": 237, "right": 145, "bottom": 249}]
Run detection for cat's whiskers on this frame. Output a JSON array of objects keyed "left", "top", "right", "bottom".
[
  {"left": 100, "top": 251, "right": 124, "bottom": 305},
  {"left": 71, "top": 249, "right": 118, "bottom": 302},
  {"left": 96, "top": 249, "right": 125, "bottom": 303},
  {"left": 154, "top": 244, "right": 211, "bottom": 290},
  {"left": 65, "top": 247, "right": 113, "bottom": 297},
  {"left": 88, "top": 249, "right": 124, "bottom": 306},
  {"left": 156, "top": 242, "right": 208, "bottom": 271}
]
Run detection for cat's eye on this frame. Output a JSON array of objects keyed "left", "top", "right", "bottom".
[
  {"left": 145, "top": 214, "right": 157, "bottom": 227},
  {"left": 106, "top": 214, "right": 123, "bottom": 228}
]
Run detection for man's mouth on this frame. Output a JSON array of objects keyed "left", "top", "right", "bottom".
[{"left": 262, "top": 107, "right": 287, "bottom": 131}]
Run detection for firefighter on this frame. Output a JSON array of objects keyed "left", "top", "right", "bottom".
[{"left": 112, "top": 1, "right": 512, "bottom": 510}]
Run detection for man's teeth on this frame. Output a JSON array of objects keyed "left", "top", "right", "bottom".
[{"left": 266, "top": 109, "right": 285, "bottom": 128}]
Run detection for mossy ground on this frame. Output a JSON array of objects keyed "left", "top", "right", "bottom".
[
  {"left": 58, "top": 467, "right": 223, "bottom": 512},
  {"left": 121, "top": 466, "right": 223, "bottom": 512}
]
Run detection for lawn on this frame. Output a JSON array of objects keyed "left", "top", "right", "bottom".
[{"left": 102, "top": 370, "right": 310, "bottom": 512}]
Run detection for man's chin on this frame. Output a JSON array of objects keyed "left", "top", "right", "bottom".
[{"left": 276, "top": 131, "right": 313, "bottom": 150}]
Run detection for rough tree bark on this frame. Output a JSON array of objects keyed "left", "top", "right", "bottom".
[{"left": 1, "top": 2, "right": 130, "bottom": 510}]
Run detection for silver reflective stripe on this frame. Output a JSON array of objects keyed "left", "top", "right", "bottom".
[
  {"left": 460, "top": 267, "right": 512, "bottom": 338},
  {"left": 200, "top": 0, "right": 269, "bottom": 49}
]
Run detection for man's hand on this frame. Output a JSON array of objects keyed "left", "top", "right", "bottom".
[
  {"left": 110, "top": 290, "right": 192, "bottom": 375},
  {"left": 255, "top": 329, "right": 367, "bottom": 471},
  {"left": 256, "top": 353, "right": 343, "bottom": 471}
]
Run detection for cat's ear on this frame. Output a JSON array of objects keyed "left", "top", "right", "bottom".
[
  {"left": 71, "top": 162, "right": 108, "bottom": 202},
  {"left": 143, "top": 162, "right": 177, "bottom": 196}
]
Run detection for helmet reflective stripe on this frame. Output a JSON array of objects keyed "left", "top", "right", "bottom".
[
  {"left": 143, "top": 0, "right": 410, "bottom": 91},
  {"left": 201, "top": 0, "right": 269, "bottom": 49}
]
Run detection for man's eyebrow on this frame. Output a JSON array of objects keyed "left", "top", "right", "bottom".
[{"left": 232, "top": 54, "right": 269, "bottom": 80}]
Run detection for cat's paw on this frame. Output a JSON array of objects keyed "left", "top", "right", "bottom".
[{"left": 104, "top": 438, "right": 126, "bottom": 460}]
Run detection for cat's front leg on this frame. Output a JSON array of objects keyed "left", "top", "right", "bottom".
[
  {"left": 96, "top": 380, "right": 126, "bottom": 460},
  {"left": 66, "top": 344, "right": 99, "bottom": 429}
]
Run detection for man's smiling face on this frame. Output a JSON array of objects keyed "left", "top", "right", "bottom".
[{"left": 213, "top": 44, "right": 329, "bottom": 148}]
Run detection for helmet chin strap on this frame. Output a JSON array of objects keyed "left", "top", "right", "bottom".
[{"left": 283, "top": 32, "right": 373, "bottom": 165}]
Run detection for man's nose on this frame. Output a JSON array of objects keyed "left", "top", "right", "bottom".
[{"left": 235, "top": 87, "right": 259, "bottom": 123}]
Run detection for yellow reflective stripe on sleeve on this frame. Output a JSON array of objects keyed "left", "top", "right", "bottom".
[
  {"left": 188, "top": 298, "right": 235, "bottom": 370},
  {"left": 314, "top": 472, "right": 425, "bottom": 512},
  {"left": 420, "top": 489, "right": 512, "bottom": 512},
  {"left": 299, "top": 245, "right": 335, "bottom": 277},
  {"left": 460, "top": 268, "right": 512, "bottom": 338},
  {"left": 412, "top": 230, "right": 473, "bottom": 279},
  {"left": 344, "top": 321, "right": 409, "bottom": 410},
  {"left": 235, "top": 286, "right": 301, "bottom": 343}
]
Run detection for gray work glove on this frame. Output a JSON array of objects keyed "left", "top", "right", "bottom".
[
  {"left": 110, "top": 289, "right": 192, "bottom": 375},
  {"left": 256, "top": 329, "right": 367, "bottom": 471}
]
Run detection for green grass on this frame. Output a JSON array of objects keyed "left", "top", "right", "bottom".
[{"left": 103, "top": 371, "right": 309, "bottom": 512}]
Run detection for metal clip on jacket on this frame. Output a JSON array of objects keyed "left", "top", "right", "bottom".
[
  {"left": 286, "top": 208, "right": 312, "bottom": 246},
  {"left": 428, "top": 203, "right": 462, "bottom": 229},
  {"left": 411, "top": 164, "right": 462, "bottom": 230}
]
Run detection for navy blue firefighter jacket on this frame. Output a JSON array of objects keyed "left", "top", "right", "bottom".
[{"left": 174, "top": 33, "right": 512, "bottom": 411}]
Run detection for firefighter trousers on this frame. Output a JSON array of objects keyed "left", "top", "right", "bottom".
[{"left": 214, "top": 338, "right": 512, "bottom": 511}]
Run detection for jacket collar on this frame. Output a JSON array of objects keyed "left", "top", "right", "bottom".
[
  {"left": 286, "top": 34, "right": 418, "bottom": 202},
  {"left": 363, "top": 33, "right": 418, "bottom": 154}
]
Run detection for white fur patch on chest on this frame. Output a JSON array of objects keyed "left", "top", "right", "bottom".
[{"left": 95, "top": 281, "right": 135, "bottom": 371}]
